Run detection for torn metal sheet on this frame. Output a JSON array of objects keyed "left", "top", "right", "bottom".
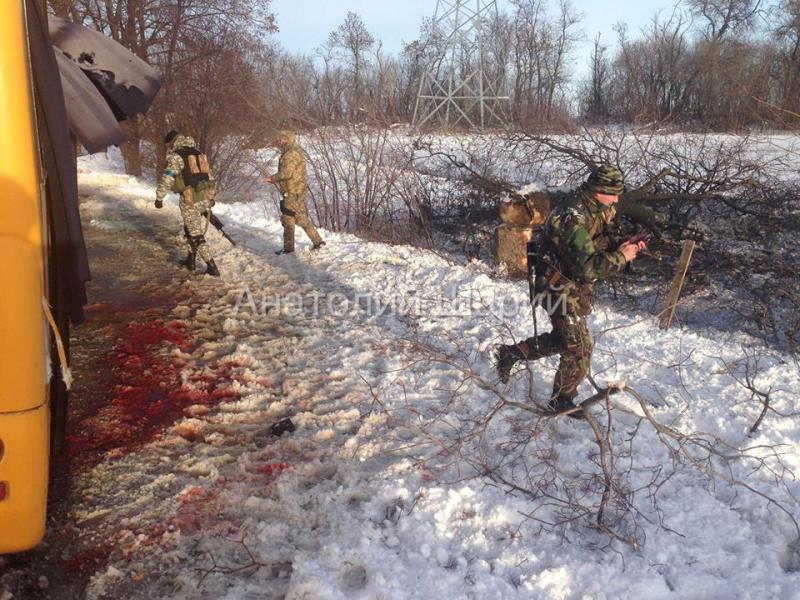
[
  {"left": 54, "top": 47, "right": 126, "bottom": 154},
  {"left": 48, "top": 16, "right": 162, "bottom": 120}
]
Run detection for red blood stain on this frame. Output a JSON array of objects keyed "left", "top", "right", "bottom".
[
  {"left": 131, "top": 480, "right": 244, "bottom": 548},
  {"left": 169, "top": 486, "right": 222, "bottom": 535},
  {"left": 257, "top": 462, "right": 292, "bottom": 482},
  {"left": 63, "top": 541, "right": 116, "bottom": 574},
  {"left": 66, "top": 320, "right": 241, "bottom": 469}
]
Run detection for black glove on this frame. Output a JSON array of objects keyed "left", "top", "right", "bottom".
[{"left": 155, "top": 199, "right": 163, "bottom": 209}]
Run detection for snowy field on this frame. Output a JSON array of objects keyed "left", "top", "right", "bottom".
[
  {"left": 411, "top": 129, "right": 800, "bottom": 187},
  {"left": 69, "top": 146, "right": 800, "bottom": 599}
]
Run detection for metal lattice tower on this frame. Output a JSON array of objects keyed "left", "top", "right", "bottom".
[{"left": 413, "top": 0, "right": 509, "bottom": 129}]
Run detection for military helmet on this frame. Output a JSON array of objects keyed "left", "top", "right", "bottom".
[
  {"left": 586, "top": 164, "right": 624, "bottom": 195},
  {"left": 164, "top": 129, "right": 179, "bottom": 145}
]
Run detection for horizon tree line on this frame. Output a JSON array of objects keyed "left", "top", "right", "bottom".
[{"left": 48, "top": 0, "right": 800, "bottom": 177}]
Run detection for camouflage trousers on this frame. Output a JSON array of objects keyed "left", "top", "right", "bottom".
[
  {"left": 280, "top": 196, "right": 322, "bottom": 252},
  {"left": 516, "top": 311, "right": 593, "bottom": 401},
  {"left": 180, "top": 193, "right": 213, "bottom": 263}
]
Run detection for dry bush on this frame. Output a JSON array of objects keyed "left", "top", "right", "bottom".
[
  {"left": 303, "top": 126, "right": 434, "bottom": 246},
  {"left": 431, "top": 127, "right": 800, "bottom": 350}
]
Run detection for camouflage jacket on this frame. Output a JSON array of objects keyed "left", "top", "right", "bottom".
[
  {"left": 273, "top": 141, "right": 307, "bottom": 201},
  {"left": 156, "top": 135, "right": 196, "bottom": 199},
  {"left": 539, "top": 188, "right": 627, "bottom": 289}
]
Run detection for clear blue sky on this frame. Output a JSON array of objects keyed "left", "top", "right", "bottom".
[{"left": 270, "top": 0, "right": 674, "bottom": 79}]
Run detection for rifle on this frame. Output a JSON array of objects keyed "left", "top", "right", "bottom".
[
  {"left": 201, "top": 211, "right": 236, "bottom": 246},
  {"left": 526, "top": 239, "right": 540, "bottom": 349},
  {"left": 627, "top": 232, "right": 655, "bottom": 245}
]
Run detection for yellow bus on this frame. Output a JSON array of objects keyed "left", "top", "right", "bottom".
[
  {"left": 0, "top": 0, "right": 57, "bottom": 554},
  {"left": 0, "top": 0, "right": 160, "bottom": 553}
]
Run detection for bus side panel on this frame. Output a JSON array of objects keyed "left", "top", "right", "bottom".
[
  {"left": 0, "top": 237, "right": 47, "bottom": 414},
  {"left": 0, "top": 0, "right": 48, "bottom": 411},
  {"left": 0, "top": 405, "right": 49, "bottom": 553},
  {"left": 0, "top": 0, "right": 50, "bottom": 553}
]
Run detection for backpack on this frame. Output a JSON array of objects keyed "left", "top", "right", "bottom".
[{"left": 175, "top": 147, "right": 213, "bottom": 189}]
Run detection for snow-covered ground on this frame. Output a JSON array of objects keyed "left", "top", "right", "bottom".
[
  {"left": 411, "top": 129, "right": 800, "bottom": 186},
  {"left": 66, "top": 148, "right": 800, "bottom": 599}
]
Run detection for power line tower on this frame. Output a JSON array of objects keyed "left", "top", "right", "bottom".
[{"left": 413, "top": 0, "right": 509, "bottom": 129}]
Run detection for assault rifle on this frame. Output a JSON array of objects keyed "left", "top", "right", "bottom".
[
  {"left": 627, "top": 232, "right": 655, "bottom": 245},
  {"left": 201, "top": 211, "right": 236, "bottom": 246}
]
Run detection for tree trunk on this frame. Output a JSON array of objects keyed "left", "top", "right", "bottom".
[
  {"left": 119, "top": 118, "right": 143, "bottom": 176},
  {"left": 493, "top": 225, "right": 534, "bottom": 278}
]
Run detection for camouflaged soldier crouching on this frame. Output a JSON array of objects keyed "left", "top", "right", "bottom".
[
  {"left": 269, "top": 130, "right": 324, "bottom": 254},
  {"left": 494, "top": 164, "right": 644, "bottom": 418},
  {"left": 156, "top": 130, "right": 220, "bottom": 276}
]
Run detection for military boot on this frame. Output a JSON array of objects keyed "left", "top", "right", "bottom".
[
  {"left": 547, "top": 394, "right": 583, "bottom": 419},
  {"left": 179, "top": 251, "right": 197, "bottom": 271},
  {"left": 494, "top": 344, "right": 527, "bottom": 383},
  {"left": 205, "top": 259, "right": 220, "bottom": 277}
]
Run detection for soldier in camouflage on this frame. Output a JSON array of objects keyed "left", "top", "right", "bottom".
[
  {"left": 263, "top": 130, "right": 324, "bottom": 254},
  {"left": 494, "top": 165, "right": 647, "bottom": 417},
  {"left": 155, "top": 130, "right": 220, "bottom": 276}
]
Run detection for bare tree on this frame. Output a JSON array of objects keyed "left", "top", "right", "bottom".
[
  {"left": 325, "top": 12, "right": 376, "bottom": 121},
  {"left": 507, "top": 0, "right": 583, "bottom": 127},
  {"left": 544, "top": 0, "right": 583, "bottom": 117},
  {"left": 50, "top": 0, "right": 800, "bottom": 144},
  {"left": 581, "top": 34, "right": 611, "bottom": 122},
  {"left": 686, "top": 0, "right": 763, "bottom": 41},
  {"left": 608, "top": 9, "right": 693, "bottom": 123},
  {"left": 774, "top": 0, "right": 800, "bottom": 116},
  {"left": 49, "top": 0, "right": 276, "bottom": 174}
]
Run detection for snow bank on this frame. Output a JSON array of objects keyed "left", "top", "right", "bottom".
[{"left": 71, "top": 142, "right": 800, "bottom": 600}]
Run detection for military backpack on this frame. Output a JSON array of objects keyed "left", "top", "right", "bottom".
[{"left": 174, "top": 147, "right": 215, "bottom": 199}]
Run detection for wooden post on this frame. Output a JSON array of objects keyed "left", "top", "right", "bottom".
[{"left": 660, "top": 240, "right": 696, "bottom": 329}]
